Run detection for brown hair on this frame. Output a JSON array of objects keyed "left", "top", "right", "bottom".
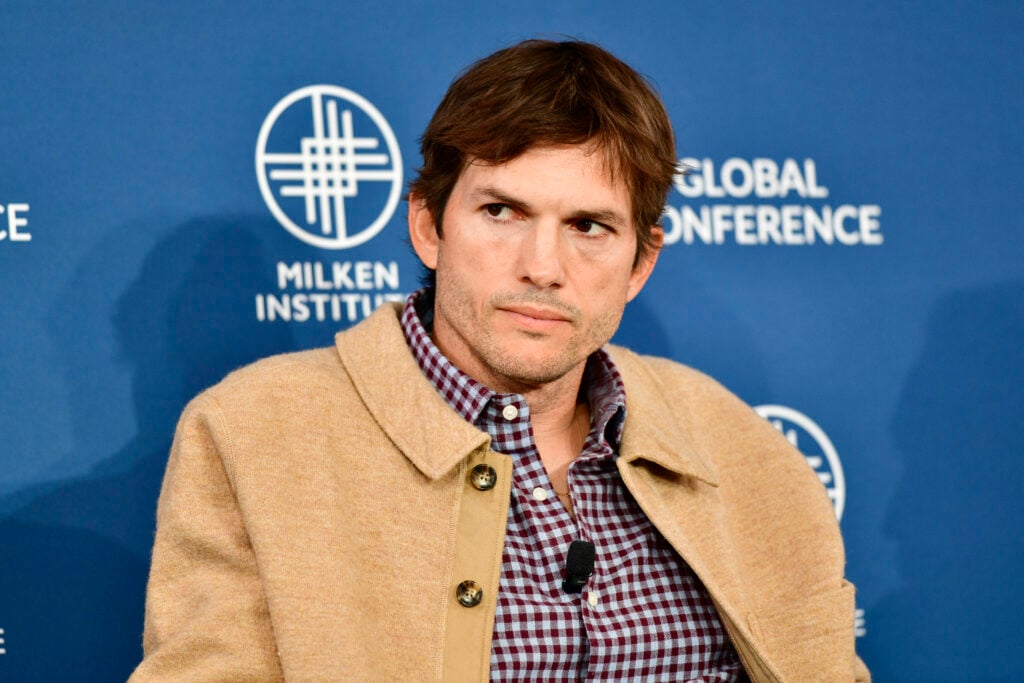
[{"left": 409, "top": 39, "right": 677, "bottom": 266}]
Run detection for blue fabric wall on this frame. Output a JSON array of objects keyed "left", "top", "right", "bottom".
[{"left": 1, "top": 2, "right": 1021, "bottom": 680}]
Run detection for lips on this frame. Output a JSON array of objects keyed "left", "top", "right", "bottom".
[
  {"left": 500, "top": 305, "right": 571, "bottom": 322},
  {"left": 498, "top": 304, "right": 574, "bottom": 333}
]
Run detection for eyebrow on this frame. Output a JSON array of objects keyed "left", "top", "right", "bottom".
[
  {"left": 472, "top": 186, "right": 629, "bottom": 227},
  {"left": 474, "top": 187, "right": 533, "bottom": 213}
]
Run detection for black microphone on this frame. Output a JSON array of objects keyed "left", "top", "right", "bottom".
[{"left": 562, "top": 540, "right": 595, "bottom": 594}]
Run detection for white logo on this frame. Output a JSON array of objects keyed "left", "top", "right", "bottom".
[
  {"left": 754, "top": 404, "right": 846, "bottom": 521},
  {"left": 256, "top": 85, "right": 403, "bottom": 249}
]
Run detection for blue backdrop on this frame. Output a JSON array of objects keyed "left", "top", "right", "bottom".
[{"left": 2, "top": 2, "right": 1021, "bottom": 680}]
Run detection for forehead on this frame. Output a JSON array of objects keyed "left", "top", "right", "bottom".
[{"left": 455, "top": 144, "right": 632, "bottom": 217}]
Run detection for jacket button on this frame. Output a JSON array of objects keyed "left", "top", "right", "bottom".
[
  {"left": 456, "top": 580, "right": 483, "bottom": 607},
  {"left": 469, "top": 464, "right": 497, "bottom": 491}
]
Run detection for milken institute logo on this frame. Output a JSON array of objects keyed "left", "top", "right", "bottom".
[{"left": 256, "top": 85, "right": 403, "bottom": 249}]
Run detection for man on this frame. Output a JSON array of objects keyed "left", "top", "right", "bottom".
[{"left": 131, "top": 40, "right": 868, "bottom": 681}]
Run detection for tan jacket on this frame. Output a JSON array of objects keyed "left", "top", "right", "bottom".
[{"left": 131, "top": 303, "right": 869, "bottom": 682}]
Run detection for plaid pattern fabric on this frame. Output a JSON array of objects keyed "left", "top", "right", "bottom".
[{"left": 402, "top": 289, "right": 747, "bottom": 681}]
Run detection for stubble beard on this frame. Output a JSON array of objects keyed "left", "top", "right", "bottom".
[{"left": 435, "top": 276, "right": 625, "bottom": 389}]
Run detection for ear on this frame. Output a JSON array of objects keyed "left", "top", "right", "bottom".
[
  {"left": 625, "top": 226, "right": 663, "bottom": 302},
  {"left": 408, "top": 193, "right": 440, "bottom": 270}
]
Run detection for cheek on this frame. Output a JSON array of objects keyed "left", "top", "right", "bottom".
[
  {"left": 443, "top": 223, "right": 508, "bottom": 270},
  {"left": 437, "top": 253, "right": 492, "bottom": 320},
  {"left": 580, "top": 301, "right": 627, "bottom": 350},
  {"left": 453, "top": 244, "right": 514, "bottom": 294},
  {"left": 580, "top": 278, "right": 631, "bottom": 326},
  {"left": 585, "top": 263, "right": 635, "bottom": 302}
]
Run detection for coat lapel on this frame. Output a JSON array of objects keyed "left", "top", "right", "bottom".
[
  {"left": 609, "top": 345, "right": 760, "bottom": 656},
  {"left": 333, "top": 303, "right": 490, "bottom": 480},
  {"left": 610, "top": 345, "right": 792, "bottom": 680}
]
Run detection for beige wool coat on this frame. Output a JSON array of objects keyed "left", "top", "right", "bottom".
[{"left": 130, "top": 303, "right": 869, "bottom": 682}]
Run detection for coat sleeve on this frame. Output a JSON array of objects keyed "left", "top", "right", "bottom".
[
  {"left": 856, "top": 654, "right": 871, "bottom": 682},
  {"left": 128, "top": 397, "right": 283, "bottom": 682}
]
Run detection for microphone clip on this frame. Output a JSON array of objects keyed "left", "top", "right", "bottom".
[{"left": 562, "top": 540, "right": 595, "bottom": 594}]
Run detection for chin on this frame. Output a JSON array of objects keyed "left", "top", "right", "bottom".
[{"left": 489, "top": 350, "right": 584, "bottom": 387}]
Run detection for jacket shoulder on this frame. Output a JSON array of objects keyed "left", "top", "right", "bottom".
[
  {"left": 199, "top": 303, "right": 408, "bottom": 410},
  {"left": 215, "top": 346, "right": 343, "bottom": 393},
  {"left": 181, "top": 346, "right": 351, "bottom": 430},
  {"left": 605, "top": 343, "right": 754, "bottom": 419},
  {"left": 606, "top": 343, "right": 839, "bottom": 543}
]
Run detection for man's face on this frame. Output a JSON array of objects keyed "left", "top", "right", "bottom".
[{"left": 409, "top": 144, "right": 659, "bottom": 393}]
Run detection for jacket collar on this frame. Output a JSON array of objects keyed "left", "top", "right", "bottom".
[
  {"left": 607, "top": 345, "right": 721, "bottom": 487},
  {"left": 334, "top": 303, "right": 490, "bottom": 480},
  {"left": 335, "top": 304, "right": 720, "bottom": 487}
]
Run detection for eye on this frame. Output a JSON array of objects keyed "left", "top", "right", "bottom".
[
  {"left": 484, "top": 203, "right": 516, "bottom": 221},
  {"left": 573, "top": 219, "right": 612, "bottom": 237}
]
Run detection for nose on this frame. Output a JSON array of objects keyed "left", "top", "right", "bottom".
[{"left": 516, "top": 222, "right": 565, "bottom": 289}]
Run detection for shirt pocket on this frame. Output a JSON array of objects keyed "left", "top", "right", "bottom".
[{"left": 746, "top": 579, "right": 858, "bottom": 683}]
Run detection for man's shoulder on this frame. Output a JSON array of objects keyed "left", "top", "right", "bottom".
[
  {"left": 605, "top": 343, "right": 792, "bottom": 465},
  {"left": 605, "top": 343, "right": 746, "bottom": 411},
  {"left": 205, "top": 305, "right": 406, "bottom": 400},
  {"left": 605, "top": 344, "right": 703, "bottom": 380},
  {"left": 197, "top": 346, "right": 345, "bottom": 408},
  {"left": 188, "top": 305, "right": 409, "bottom": 417}
]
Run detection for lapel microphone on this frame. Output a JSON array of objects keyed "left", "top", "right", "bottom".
[{"left": 562, "top": 540, "right": 595, "bottom": 593}]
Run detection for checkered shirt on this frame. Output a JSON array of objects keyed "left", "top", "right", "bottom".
[{"left": 402, "top": 289, "right": 747, "bottom": 681}]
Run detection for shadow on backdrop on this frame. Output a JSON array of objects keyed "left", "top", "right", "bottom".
[
  {"left": 867, "top": 281, "right": 1024, "bottom": 682},
  {"left": 613, "top": 277, "right": 772, "bottom": 404},
  {"left": 0, "top": 217, "right": 294, "bottom": 682},
  {"left": 613, "top": 295, "right": 673, "bottom": 358}
]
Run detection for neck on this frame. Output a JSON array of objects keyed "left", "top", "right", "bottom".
[
  {"left": 522, "top": 367, "right": 591, "bottom": 497},
  {"left": 521, "top": 368, "right": 587, "bottom": 439}
]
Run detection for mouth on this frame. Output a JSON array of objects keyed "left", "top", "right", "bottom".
[{"left": 498, "top": 305, "right": 573, "bottom": 332}]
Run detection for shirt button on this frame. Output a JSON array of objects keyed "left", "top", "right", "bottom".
[
  {"left": 532, "top": 487, "right": 548, "bottom": 501},
  {"left": 502, "top": 404, "right": 519, "bottom": 421},
  {"left": 469, "top": 464, "right": 497, "bottom": 491},
  {"left": 588, "top": 592, "right": 599, "bottom": 606},
  {"left": 456, "top": 580, "right": 483, "bottom": 607}
]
